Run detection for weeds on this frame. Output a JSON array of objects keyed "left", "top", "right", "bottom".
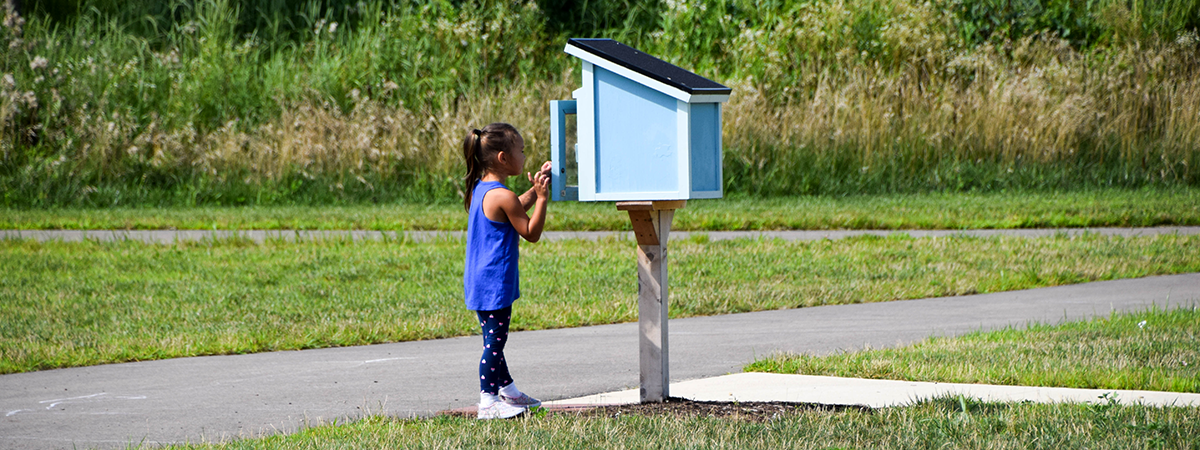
[{"left": 1, "top": 1, "right": 1199, "bottom": 207}]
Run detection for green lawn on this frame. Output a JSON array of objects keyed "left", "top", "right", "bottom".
[
  {"left": 158, "top": 399, "right": 1199, "bottom": 449},
  {"left": 748, "top": 307, "right": 1200, "bottom": 393},
  {"left": 2, "top": 189, "right": 1198, "bottom": 231},
  {"left": 3, "top": 233, "right": 1199, "bottom": 374}
]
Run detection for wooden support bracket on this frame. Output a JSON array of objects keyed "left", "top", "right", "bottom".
[
  {"left": 625, "top": 210, "right": 658, "bottom": 245},
  {"left": 618, "top": 201, "right": 685, "bottom": 246}
]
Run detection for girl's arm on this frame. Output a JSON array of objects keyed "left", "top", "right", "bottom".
[
  {"left": 518, "top": 161, "right": 553, "bottom": 212},
  {"left": 485, "top": 170, "right": 551, "bottom": 242}
]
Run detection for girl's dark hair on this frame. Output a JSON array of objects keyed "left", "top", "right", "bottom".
[{"left": 462, "top": 122, "right": 521, "bottom": 211}]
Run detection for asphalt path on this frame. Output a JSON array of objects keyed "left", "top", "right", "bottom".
[
  {"left": 3, "top": 226, "right": 1200, "bottom": 243},
  {"left": 2, "top": 270, "right": 1198, "bottom": 449}
]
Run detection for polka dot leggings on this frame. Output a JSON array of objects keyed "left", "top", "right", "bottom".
[{"left": 476, "top": 307, "right": 513, "bottom": 395}]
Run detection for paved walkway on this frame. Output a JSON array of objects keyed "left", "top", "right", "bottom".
[
  {"left": 3, "top": 226, "right": 1199, "bottom": 243},
  {"left": 2, "top": 272, "right": 1197, "bottom": 449}
]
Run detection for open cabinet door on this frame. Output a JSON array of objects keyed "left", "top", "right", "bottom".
[{"left": 550, "top": 99, "right": 579, "bottom": 201}]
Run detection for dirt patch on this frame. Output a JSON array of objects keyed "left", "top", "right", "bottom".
[
  {"left": 581, "top": 397, "right": 871, "bottom": 422},
  {"left": 441, "top": 398, "right": 871, "bottom": 421}
]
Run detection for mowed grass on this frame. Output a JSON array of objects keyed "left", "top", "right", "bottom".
[
  {"left": 3, "top": 233, "right": 1199, "bottom": 374},
  {"left": 748, "top": 307, "right": 1200, "bottom": 393},
  {"left": 166, "top": 399, "right": 1200, "bottom": 450},
  {"left": 2, "top": 188, "right": 1199, "bottom": 231}
]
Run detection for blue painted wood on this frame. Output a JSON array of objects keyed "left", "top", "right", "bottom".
[
  {"left": 550, "top": 100, "right": 578, "bottom": 202},
  {"left": 688, "top": 103, "right": 722, "bottom": 196},
  {"left": 556, "top": 38, "right": 730, "bottom": 202},
  {"left": 594, "top": 66, "right": 679, "bottom": 197}
]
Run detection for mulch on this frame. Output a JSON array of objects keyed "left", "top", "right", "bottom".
[
  {"left": 581, "top": 398, "right": 871, "bottom": 422},
  {"left": 442, "top": 398, "right": 871, "bottom": 422}
]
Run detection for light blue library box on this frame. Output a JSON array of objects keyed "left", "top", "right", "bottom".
[{"left": 550, "top": 38, "right": 732, "bottom": 202}]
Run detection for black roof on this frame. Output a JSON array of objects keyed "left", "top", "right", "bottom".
[{"left": 567, "top": 38, "right": 732, "bottom": 96}]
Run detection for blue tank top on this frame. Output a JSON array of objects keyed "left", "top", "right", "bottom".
[{"left": 463, "top": 181, "right": 520, "bottom": 311}]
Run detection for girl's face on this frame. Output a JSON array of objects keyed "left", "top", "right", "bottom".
[{"left": 499, "top": 135, "right": 526, "bottom": 176}]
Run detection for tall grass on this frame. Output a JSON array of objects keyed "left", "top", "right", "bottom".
[
  {"left": 0, "top": 0, "right": 567, "bottom": 206},
  {"left": 716, "top": 0, "right": 1200, "bottom": 194},
  {"left": 1, "top": 0, "right": 1198, "bottom": 207}
]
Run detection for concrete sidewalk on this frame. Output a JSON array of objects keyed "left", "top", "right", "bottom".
[
  {"left": 1, "top": 273, "right": 1198, "bottom": 449},
  {"left": 551, "top": 373, "right": 1200, "bottom": 409}
]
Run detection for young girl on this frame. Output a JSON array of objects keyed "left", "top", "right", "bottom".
[{"left": 462, "top": 123, "right": 552, "bottom": 420}]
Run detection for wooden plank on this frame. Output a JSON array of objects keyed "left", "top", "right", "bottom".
[
  {"left": 652, "top": 200, "right": 687, "bottom": 210},
  {"left": 619, "top": 202, "right": 682, "bottom": 402},
  {"left": 635, "top": 208, "right": 674, "bottom": 402},
  {"left": 616, "top": 200, "right": 687, "bottom": 211},
  {"left": 616, "top": 201, "right": 653, "bottom": 211}
]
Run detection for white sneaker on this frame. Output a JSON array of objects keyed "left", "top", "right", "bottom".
[
  {"left": 477, "top": 401, "right": 527, "bottom": 420},
  {"left": 500, "top": 393, "right": 542, "bottom": 408}
]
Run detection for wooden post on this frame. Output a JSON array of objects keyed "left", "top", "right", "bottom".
[{"left": 616, "top": 200, "right": 685, "bottom": 402}]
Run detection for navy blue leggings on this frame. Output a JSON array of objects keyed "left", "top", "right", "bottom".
[{"left": 476, "top": 307, "right": 513, "bottom": 395}]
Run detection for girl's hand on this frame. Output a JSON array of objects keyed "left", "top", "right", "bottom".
[
  {"left": 532, "top": 164, "right": 550, "bottom": 200},
  {"left": 527, "top": 161, "right": 552, "bottom": 186},
  {"left": 517, "top": 161, "right": 552, "bottom": 212}
]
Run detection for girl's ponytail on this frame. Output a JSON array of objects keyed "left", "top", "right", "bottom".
[
  {"left": 462, "top": 129, "right": 485, "bottom": 211},
  {"left": 461, "top": 123, "right": 521, "bottom": 211}
]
